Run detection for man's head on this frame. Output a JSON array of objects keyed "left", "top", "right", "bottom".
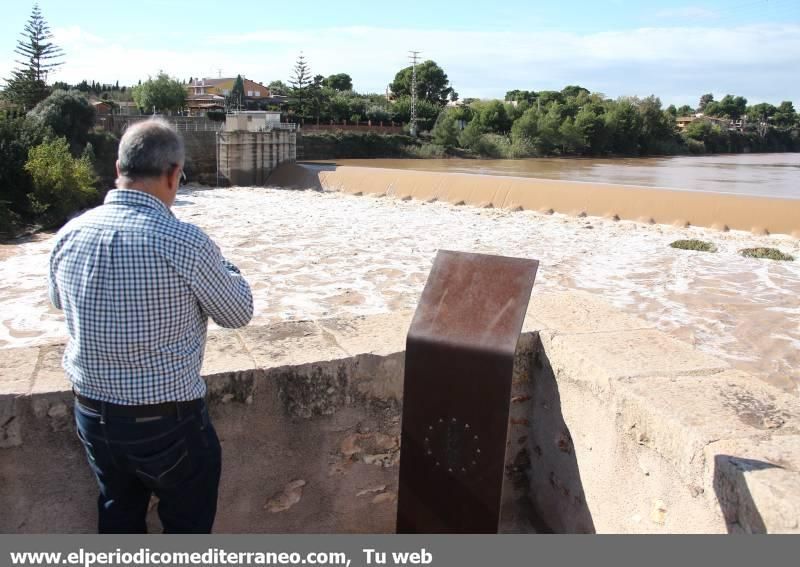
[{"left": 116, "top": 118, "right": 186, "bottom": 207}]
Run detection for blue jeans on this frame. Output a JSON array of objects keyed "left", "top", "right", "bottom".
[{"left": 74, "top": 399, "right": 222, "bottom": 533}]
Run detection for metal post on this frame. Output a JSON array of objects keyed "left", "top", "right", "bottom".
[{"left": 396, "top": 250, "right": 539, "bottom": 533}]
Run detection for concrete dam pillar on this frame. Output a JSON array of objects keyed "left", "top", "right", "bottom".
[{"left": 217, "top": 129, "right": 297, "bottom": 187}]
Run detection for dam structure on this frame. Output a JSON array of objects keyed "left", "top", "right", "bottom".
[{"left": 216, "top": 112, "right": 298, "bottom": 186}]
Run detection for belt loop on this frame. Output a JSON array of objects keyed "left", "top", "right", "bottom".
[{"left": 99, "top": 401, "right": 107, "bottom": 425}]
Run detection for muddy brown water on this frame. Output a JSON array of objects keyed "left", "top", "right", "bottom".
[{"left": 317, "top": 154, "right": 800, "bottom": 199}]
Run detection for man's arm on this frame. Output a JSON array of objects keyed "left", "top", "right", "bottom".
[
  {"left": 48, "top": 251, "right": 62, "bottom": 310},
  {"left": 191, "top": 239, "right": 254, "bottom": 328}
]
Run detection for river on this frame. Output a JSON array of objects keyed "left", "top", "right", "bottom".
[
  {"left": 1, "top": 154, "right": 799, "bottom": 393},
  {"left": 320, "top": 153, "right": 800, "bottom": 199}
]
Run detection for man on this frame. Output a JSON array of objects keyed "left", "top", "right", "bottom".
[{"left": 48, "top": 118, "right": 253, "bottom": 533}]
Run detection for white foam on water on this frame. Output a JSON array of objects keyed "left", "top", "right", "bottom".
[{"left": 2, "top": 185, "right": 799, "bottom": 391}]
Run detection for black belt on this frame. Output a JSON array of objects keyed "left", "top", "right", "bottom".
[{"left": 74, "top": 392, "right": 203, "bottom": 418}]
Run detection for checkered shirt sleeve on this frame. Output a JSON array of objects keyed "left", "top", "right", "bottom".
[{"left": 48, "top": 189, "right": 253, "bottom": 405}]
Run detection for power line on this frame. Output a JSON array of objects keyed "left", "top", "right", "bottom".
[{"left": 409, "top": 50, "right": 421, "bottom": 137}]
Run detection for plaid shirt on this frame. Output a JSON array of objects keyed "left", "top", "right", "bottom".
[{"left": 48, "top": 189, "right": 253, "bottom": 405}]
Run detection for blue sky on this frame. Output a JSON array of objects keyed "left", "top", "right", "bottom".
[{"left": 1, "top": 0, "right": 798, "bottom": 106}]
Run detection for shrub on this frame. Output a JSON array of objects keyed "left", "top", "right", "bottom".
[
  {"left": 0, "top": 118, "right": 36, "bottom": 217},
  {"left": 408, "top": 143, "right": 447, "bottom": 158},
  {"left": 685, "top": 138, "right": 706, "bottom": 155},
  {"left": 24, "top": 137, "right": 98, "bottom": 226},
  {"left": 206, "top": 110, "right": 226, "bottom": 122},
  {"left": 431, "top": 110, "right": 460, "bottom": 149},
  {"left": 0, "top": 200, "right": 21, "bottom": 237},
  {"left": 25, "top": 90, "right": 96, "bottom": 152},
  {"left": 740, "top": 248, "right": 794, "bottom": 261},
  {"left": 85, "top": 130, "right": 120, "bottom": 187},
  {"left": 670, "top": 239, "right": 717, "bottom": 252}
]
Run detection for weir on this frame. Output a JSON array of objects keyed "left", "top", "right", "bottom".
[{"left": 266, "top": 163, "right": 800, "bottom": 237}]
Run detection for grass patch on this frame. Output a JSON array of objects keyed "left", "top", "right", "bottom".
[
  {"left": 739, "top": 247, "right": 795, "bottom": 261},
  {"left": 669, "top": 239, "right": 717, "bottom": 252}
]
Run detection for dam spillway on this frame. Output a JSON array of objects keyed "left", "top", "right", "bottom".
[{"left": 267, "top": 162, "right": 800, "bottom": 237}]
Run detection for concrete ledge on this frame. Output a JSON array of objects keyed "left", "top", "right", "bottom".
[{"left": 1, "top": 291, "right": 798, "bottom": 533}]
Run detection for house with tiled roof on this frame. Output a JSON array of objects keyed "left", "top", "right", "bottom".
[{"left": 186, "top": 77, "right": 287, "bottom": 115}]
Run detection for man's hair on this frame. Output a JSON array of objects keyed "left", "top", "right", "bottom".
[{"left": 118, "top": 117, "right": 185, "bottom": 180}]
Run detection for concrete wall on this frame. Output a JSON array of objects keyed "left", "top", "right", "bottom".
[
  {"left": 1, "top": 292, "right": 798, "bottom": 533},
  {"left": 183, "top": 130, "right": 219, "bottom": 185},
  {"left": 218, "top": 130, "right": 297, "bottom": 187}
]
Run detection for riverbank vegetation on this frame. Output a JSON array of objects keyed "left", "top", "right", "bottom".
[
  {"left": 670, "top": 240, "right": 717, "bottom": 253},
  {"left": 421, "top": 88, "right": 800, "bottom": 159},
  {"left": 1, "top": 5, "right": 112, "bottom": 237},
  {"left": 282, "top": 55, "right": 799, "bottom": 159},
  {"left": 740, "top": 248, "right": 795, "bottom": 261}
]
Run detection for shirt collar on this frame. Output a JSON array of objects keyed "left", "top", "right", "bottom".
[{"left": 104, "top": 189, "right": 174, "bottom": 218}]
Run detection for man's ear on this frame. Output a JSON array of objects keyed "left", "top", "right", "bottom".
[
  {"left": 115, "top": 160, "right": 121, "bottom": 177},
  {"left": 169, "top": 165, "right": 181, "bottom": 192}
]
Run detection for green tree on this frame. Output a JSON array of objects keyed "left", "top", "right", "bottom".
[
  {"left": 268, "top": 80, "right": 290, "bottom": 96},
  {"left": 323, "top": 73, "right": 353, "bottom": 92},
  {"left": 773, "top": 101, "right": 797, "bottom": 128},
  {"left": 390, "top": 96, "right": 440, "bottom": 130},
  {"left": 573, "top": 105, "right": 608, "bottom": 154},
  {"left": 229, "top": 75, "right": 245, "bottom": 110},
  {"left": 473, "top": 100, "right": 512, "bottom": 133},
  {"left": 289, "top": 53, "right": 312, "bottom": 120},
  {"left": 390, "top": 60, "right": 453, "bottom": 106},
  {"left": 431, "top": 109, "right": 460, "bottom": 148},
  {"left": 561, "top": 85, "right": 590, "bottom": 99},
  {"left": 24, "top": 137, "right": 97, "bottom": 225},
  {"left": 635, "top": 96, "right": 675, "bottom": 154},
  {"left": 606, "top": 99, "right": 642, "bottom": 155},
  {"left": 535, "top": 103, "right": 566, "bottom": 154},
  {"left": 0, "top": 117, "right": 37, "bottom": 221},
  {"left": 705, "top": 94, "right": 747, "bottom": 119},
  {"left": 365, "top": 104, "right": 390, "bottom": 123},
  {"left": 307, "top": 75, "right": 328, "bottom": 123},
  {"left": 677, "top": 104, "right": 694, "bottom": 116},
  {"left": 510, "top": 107, "right": 542, "bottom": 153},
  {"left": 3, "top": 3, "right": 64, "bottom": 110},
  {"left": 505, "top": 90, "right": 537, "bottom": 104},
  {"left": 747, "top": 102, "right": 776, "bottom": 121},
  {"left": 536, "top": 90, "right": 564, "bottom": 109},
  {"left": 698, "top": 93, "right": 714, "bottom": 112},
  {"left": 25, "top": 90, "right": 96, "bottom": 152},
  {"left": 131, "top": 72, "right": 186, "bottom": 114}
]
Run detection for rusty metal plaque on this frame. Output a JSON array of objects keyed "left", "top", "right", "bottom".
[{"left": 396, "top": 250, "right": 539, "bottom": 533}]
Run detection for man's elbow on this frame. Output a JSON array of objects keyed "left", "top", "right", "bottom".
[
  {"left": 48, "top": 289, "right": 62, "bottom": 311},
  {"left": 215, "top": 297, "right": 254, "bottom": 329}
]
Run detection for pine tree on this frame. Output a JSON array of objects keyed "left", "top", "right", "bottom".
[
  {"left": 289, "top": 53, "right": 312, "bottom": 121},
  {"left": 2, "top": 3, "right": 64, "bottom": 110},
  {"left": 229, "top": 75, "right": 245, "bottom": 110}
]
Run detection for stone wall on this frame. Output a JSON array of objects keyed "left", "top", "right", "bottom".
[
  {"left": 296, "top": 132, "right": 416, "bottom": 161},
  {"left": 1, "top": 292, "right": 798, "bottom": 533},
  {"left": 183, "top": 130, "right": 219, "bottom": 185}
]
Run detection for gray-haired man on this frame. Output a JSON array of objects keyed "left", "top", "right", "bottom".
[{"left": 48, "top": 118, "right": 253, "bottom": 533}]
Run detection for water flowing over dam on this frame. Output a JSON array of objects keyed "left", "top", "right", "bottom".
[{"left": 268, "top": 159, "right": 800, "bottom": 237}]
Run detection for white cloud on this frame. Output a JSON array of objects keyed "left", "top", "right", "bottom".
[
  {"left": 1, "top": 23, "right": 798, "bottom": 106},
  {"left": 655, "top": 6, "right": 719, "bottom": 20},
  {"left": 51, "top": 26, "right": 105, "bottom": 45}
]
